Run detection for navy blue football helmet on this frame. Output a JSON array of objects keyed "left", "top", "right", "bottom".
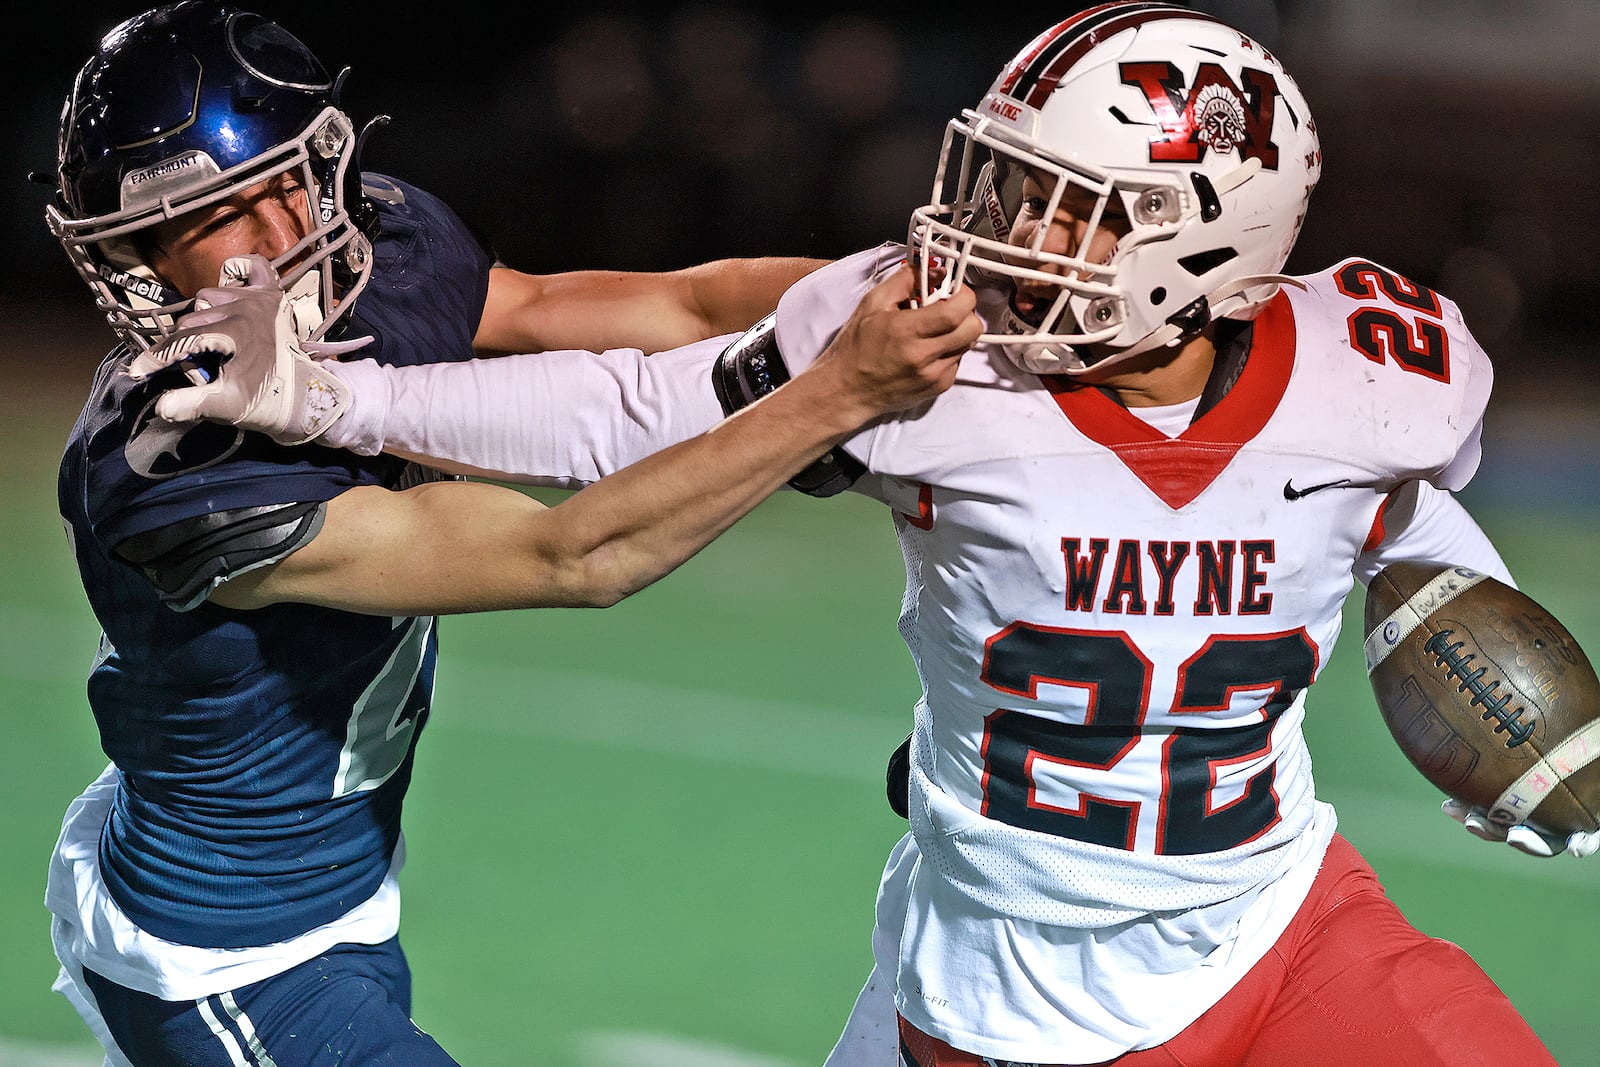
[{"left": 47, "top": 1, "right": 379, "bottom": 351}]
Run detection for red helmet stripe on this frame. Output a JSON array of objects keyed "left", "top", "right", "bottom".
[
  {"left": 1003, "top": 4, "right": 1224, "bottom": 110},
  {"left": 996, "top": 2, "right": 1138, "bottom": 95}
]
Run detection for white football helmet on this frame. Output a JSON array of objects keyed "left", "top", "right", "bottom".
[{"left": 908, "top": 1, "right": 1321, "bottom": 375}]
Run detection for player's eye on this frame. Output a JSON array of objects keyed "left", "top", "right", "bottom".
[
  {"left": 196, "top": 209, "right": 243, "bottom": 237},
  {"left": 1020, "top": 194, "right": 1051, "bottom": 218}
]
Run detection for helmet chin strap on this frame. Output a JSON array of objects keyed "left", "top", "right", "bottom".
[{"left": 1018, "top": 273, "right": 1306, "bottom": 376}]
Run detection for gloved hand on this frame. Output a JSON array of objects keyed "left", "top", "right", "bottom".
[
  {"left": 127, "top": 254, "right": 369, "bottom": 445},
  {"left": 1442, "top": 798, "right": 1600, "bottom": 858}
]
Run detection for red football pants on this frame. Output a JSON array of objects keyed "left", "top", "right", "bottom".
[{"left": 897, "top": 834, "right": 1556, "bottom": 1067}]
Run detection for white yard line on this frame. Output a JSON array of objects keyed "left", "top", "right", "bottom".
[{"left": 574, "top": 1030, "right": 796, "bottom": 1067}]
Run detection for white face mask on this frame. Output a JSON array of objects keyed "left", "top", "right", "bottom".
[{"left": 285, "top": 268, "right": 327, "bottom": 342}]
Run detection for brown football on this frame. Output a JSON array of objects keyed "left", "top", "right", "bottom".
[{"left": 1363, "top": 560, "right": 1600, "bottom": 839}]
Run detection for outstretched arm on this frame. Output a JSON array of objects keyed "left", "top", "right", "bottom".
[
  {"left": 474, "top": 257, "right": 828, "bottom": 355},
  {"left": 129, "top": 255, "right": 740, "bottom": 481},
  {"left": 308, "top": 338, "right": 732, "bottom": 486},
  {"left": 206, "top": 265, "right": 980, "bottom": 616}
]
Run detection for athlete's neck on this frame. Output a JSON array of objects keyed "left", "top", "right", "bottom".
[{"left": 1095, "top": 333, "right": 1219, "bottom": 408}]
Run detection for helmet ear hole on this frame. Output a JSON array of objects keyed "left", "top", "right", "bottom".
[
  {"left": 1150, "top": 287, "right": 1168, "bottom": 306},
  {"left": 1178, "top": 248, "right": 1239, "bottom": 277}
]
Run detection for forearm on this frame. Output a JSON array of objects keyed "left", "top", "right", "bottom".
[
  {"left": 224, "top": 357, "right": 875, "bottom": 616},
  {"left": 475, "top": 257, "right": 827, "bottom": 355},
  {"left": 326, "top": 337, "right": 729, "bottom": 485},
  {"left": 534, "top": 357, "right": 873, "bottom": 606}
]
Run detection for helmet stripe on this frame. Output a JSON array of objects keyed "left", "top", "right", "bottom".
[{"left": 1003, "top": 3, "right": 1224, "bottom": 109}]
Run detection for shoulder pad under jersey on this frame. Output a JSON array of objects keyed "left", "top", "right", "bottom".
[{"left": 113, "top": 500, "right": 326, "bottom": 611}]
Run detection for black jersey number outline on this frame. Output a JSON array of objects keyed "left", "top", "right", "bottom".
[{"left": 978, "top": 624, "right": 1318, "bottom": 854}]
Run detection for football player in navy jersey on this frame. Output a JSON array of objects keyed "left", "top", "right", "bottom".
[{"left": 40, "top": 3, "right": 980, "bottom": 1064}]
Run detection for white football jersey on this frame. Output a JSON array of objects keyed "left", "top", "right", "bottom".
[{"left": 775, "top": 244, "right": 1511, "bottom": 1062}]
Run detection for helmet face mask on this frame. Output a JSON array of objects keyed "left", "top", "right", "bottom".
[
  {"left": 47, "top": 3, "right": 375, "bottom": 352},
  {"left": 908, "top": 2, "right": 1321, "bottom": 377}
]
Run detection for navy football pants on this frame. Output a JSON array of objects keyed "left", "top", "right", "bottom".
[{"left": 82, "top": 937, "right": 460, "bottom": 1067}]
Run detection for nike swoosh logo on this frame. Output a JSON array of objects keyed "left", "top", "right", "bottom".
[{"left": 1283, "top": 477, "right": 1353, "bottom": 501}]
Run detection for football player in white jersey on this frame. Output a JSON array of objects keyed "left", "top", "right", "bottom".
[{"left": 138, "top": 3, "right": 1595, "bottom": 1064}]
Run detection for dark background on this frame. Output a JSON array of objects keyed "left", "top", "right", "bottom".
[{"left": 9, "top": 0, "right": 1599, "bottom": 402}]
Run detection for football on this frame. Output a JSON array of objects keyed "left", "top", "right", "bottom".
[{"left": 1363, "top": 561, "right": 1600, "bottom": 839}]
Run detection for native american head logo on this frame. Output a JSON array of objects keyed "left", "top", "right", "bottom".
[
  {"left": 1193, "top": 83, "right": 1248, "bottom": 154},
  {"left": 1120, "top": 61, "right": 1281, "bottom": 170}
]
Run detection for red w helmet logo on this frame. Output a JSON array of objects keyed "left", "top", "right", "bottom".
[{"left": 1120, "top": 61, "right": 1281, "bottom": 169}]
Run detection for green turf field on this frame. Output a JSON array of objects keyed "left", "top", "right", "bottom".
[{"left": 2, "top": 340, "right": 1596, "bottom": 1067}]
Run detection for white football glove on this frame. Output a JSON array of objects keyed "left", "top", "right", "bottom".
[
  {"left": 127, "top": 254, "right": 370, "bottom": 445},
  {"left": 1442, "top": 798, "right": 1600, "bottom": 859}
]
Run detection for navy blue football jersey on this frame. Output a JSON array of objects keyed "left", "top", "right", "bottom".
[{"left": 56, "top": 175, "right": 494, "bottom": 949}]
